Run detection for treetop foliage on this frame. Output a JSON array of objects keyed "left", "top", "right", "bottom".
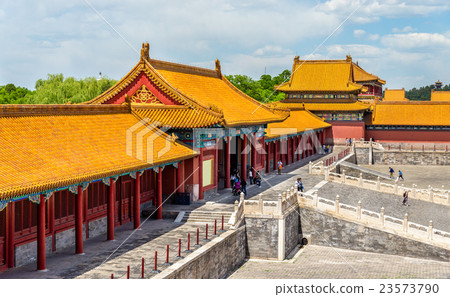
[
  {"left": 405, "top": 84, "right": 450, "bottom": 101},
  {"left": 226, "top": 69, "right": 291, "bottom": 103}
]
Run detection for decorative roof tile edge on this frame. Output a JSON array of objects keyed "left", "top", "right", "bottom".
[{"left": 0, "top": 104, "right": 129, "bottom": 117}]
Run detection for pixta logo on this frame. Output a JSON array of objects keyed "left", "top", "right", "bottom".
[{"left": 126, "top": 118, "right": 174, "bottom": 164}]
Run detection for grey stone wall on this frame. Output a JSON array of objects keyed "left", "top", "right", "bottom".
[
  {"left": 355, "top": 148, "right": 370, "bottom": 164},
  {"left": 88, "top": 217, "right": 107, "bottom": 238},
  {"left": 373, "top": 152, "right": 449, "bottom": 165},
  {"left": 245, "top": 217, "right": 279, "bottom": 260},
  {"left": 299, "top": 207, "right": 449, "bottom": 262},
  {"left": 160, "top": 226, "right": 247, "bottom": 279},
  {"left": 285, "top": 207, "right": 300, "bottom": 257},
  {"left": 15, "top": 236, "right": 52, "bottom": 267}
]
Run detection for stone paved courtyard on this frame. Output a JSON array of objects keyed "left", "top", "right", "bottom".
[{"left": 228, "top": 245, "right": 450, "bottom": 279}]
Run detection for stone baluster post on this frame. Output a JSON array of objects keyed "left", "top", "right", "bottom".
[
  {"left": 324, "top": 167, "right": 329, "bottom": 181},
  {"left": 428, "top": 220, "right": 433, "bottom": 240},
  {"left": 359, "top": 173, "right": 363, "bottom": 187},
  {"left": 258, "top": 194, "right": 263, "bottom": 214},
  {"left": 403, "top": 213, "right": 408, "bottom": 233},
  {"left": 240, "top": 192, "right": 245, "bottom": 204},
  {"left": 380, "top": 207, "right": 385, "bottom": 226},
  {"left": 376, "top": 177, "right": 381, "bottom": 191},
  {"left": 394, "top": 180, "right": 398, "bottom": 195},
  {"left": 277, "top": 194, "right": 283, "bottom": 214},
  {"left": 320, "top": 161, "right": 324, "bottom": 174},
  {"left": 234, "top": 200, "right": 239, "bottom": 213},
  {"left": 313, "top": 191, "right": 318, "bottom": 207},
  {"left": 356, "top": 201, "right": 362, "bottom": 220},
  {"left": 428, "top": 186, "right": 433, "bottom": 202},
  {"left": 308, "top": 161, "right": 312, "bottom": 174},
  {"left": 282, "top": 191, "right": 286, "bottom": 201},
  {"left": 342, "top": 170, "right": 346, "bottom": 184},
  {"left": 412, "top": 184, "right": 416, "bottom": 198},
  {"left": 335, "top": 195, "right": 340, "bottom": 214}
]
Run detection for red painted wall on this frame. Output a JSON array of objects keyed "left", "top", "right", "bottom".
[
  {"left": 366, "top": 129, "right": 450, "bottom": 143},
  {"left": 325, "top": 121, "right": 365, "bottom": 144}
]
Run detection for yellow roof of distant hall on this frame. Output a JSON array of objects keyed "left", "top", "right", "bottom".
[
  {"left": 276, "top": 55, "right": 384, "bottom": 93},
  {"left": 265, "top": 107, "right": 331, "bottom": 139},
  {"left": 370, "top": 101, "right": 450, "bottom": 126},
  {"left": 384, "top": 89, "right": 409, "bottom": 101},
  {"left": 430, "top": 89, "right": 450, "bottom": 101},
  {"left": 0, "top": 104, "right": 196, "bottom": 201}
]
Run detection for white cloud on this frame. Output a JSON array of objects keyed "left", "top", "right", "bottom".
[
  {"left": 353, "top": 29, "right": 366, "bottom": 38},
  {"left": 253, "top": 45, "right": 293, "bottom": 56},
  {"left": 392, "top": 26, "right": 417, "bottom": 33},
  {"left": 317, "top": 0, "right": 450, "bottom": 24},
  {"left": 381, "top": 33, "right": 450, "bottom": 49}
]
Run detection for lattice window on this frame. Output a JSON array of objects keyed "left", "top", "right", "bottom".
[{"left": 131, "top": 85, "right": 163, "bottom": 104}]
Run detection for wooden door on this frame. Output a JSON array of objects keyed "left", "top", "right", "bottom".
[
  {"left": 120, "top": 180, "right": 133, "bottom": 224},
  {"left": 0, "top": 209, "right": 6, "bottom": 269}
]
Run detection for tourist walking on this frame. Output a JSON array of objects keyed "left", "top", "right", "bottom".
[
  {"left": 255, "top": 172, "right": 261, "bottom": 188},
  {"left": 389, "top": 167, "right": 394, "bottom": 179},
  {"left": 241, "top": 178, "right": 247, "bottom": 196},
  {"left": 398, "top": 170, "right": 404, "bottom": 180},
  {"left": 297, "top": 178, "right": 304, "bottom": 192},
  {"left": 248, "top": 169, "right": 253, "bottom": 185},
  {"left": 402, "top": 190, "right": 409, "bottom": 206},
  {"left": 277, "top": 160, "right": 283, "bottom": 175}
]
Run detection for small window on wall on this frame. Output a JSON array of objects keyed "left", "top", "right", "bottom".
[{"left": 203, "top": 158, "right": 214, "bottom": 187}]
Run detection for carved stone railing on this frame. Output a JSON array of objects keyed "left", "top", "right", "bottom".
[{"left": 297, "top": 192, "right": 450, "bottom": 248}]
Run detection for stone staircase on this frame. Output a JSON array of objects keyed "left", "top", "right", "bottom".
[{"left": 177, "top": 210, "right": 233, "bottom": 226}]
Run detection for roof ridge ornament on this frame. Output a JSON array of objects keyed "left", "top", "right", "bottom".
[
  {"left": 294, "top": 56, "right": 300, "bottom": 64},
  {"left": 346, "top": 55, "right": 352, "bottom": 62},
  {"left": 215, "top": 59, "right": 221, "bottom": 76},
  {"left": 141, "top": 42, "right": 150, "bottom": 62}
]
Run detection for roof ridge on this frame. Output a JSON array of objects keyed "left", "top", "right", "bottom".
[
  {"left": 0, "top": 104, "right": 129, "bottom": 117},
  {"left": 150, "top": 58, "right": 220, "bottom": 78}
]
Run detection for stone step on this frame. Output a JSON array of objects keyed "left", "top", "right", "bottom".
[{"left": 181, "top": 211, "right": 232, "bottom": 224}]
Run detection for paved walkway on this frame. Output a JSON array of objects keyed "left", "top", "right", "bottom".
[{"left": 228, "top": 244, "right": 450, "bottom": 279}]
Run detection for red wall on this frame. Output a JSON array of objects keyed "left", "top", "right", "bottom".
[
  {"left": 366, "top": 129, "right": 450, "bottom": 143},
  {"left": 325, "top": 121, "right": 365, "bottom": 144}
]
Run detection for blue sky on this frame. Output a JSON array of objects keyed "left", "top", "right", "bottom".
[{"left": 1, "top": 0, "right": 449, "bottom": 90}]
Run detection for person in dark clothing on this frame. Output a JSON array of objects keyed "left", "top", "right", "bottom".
[{"left": 241, "top": 178, "right": 247, "bottom": 196}]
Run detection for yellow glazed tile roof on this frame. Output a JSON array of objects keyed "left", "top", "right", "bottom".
[
  {"left": 430, "top": 90, "right": 450, "bottom": 101},
  {"left": 150, "top": 59, "right": 288, "bottom": 127},
  {"left": 273, "top": 101, "right": 370, "bottom": 112},
  {"left": 353, "top": 63, "right": 386, "bottom": 84},
  {"left": 132, "top": 104, "right": 223, "bottom": 128},
  {"left": 370, "top": 102, "right": 450, "bottom": 126},
  {"left": 277, "top": 56, "right": 384, "bottom": 93},
  {"left": 266, "top": 108, "right": 331, "bottom": 139},
  {"left": 384, "top": 89, "right": 409, "bottom": 101},
  {"left": 0, "top": 105, "right": 197, "bottom": 201}
]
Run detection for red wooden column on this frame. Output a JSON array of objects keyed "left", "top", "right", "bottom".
[
  {"left": 266, "top": 142, "right": 271, "bottom": 173},
  {"left": 134, "top": 172, "right": 141, "bottom": 230},
  {"left": 199, "top": 148, "right": 204, "bottom": 200},
  {"left": 273, "top": 141, "right": 278, "bottom": 171},
  {"left": 241, "top": 135, "right": 248, "bottom": 181},
  {"left": 177, "top": 161, "right": 185, "bottom": 192},
  {"left": 225, "top": 138, "right": 231, "bottom": 188},
  {"left": 214, "top": 141, "right": 219, "bottom": 190},
  {"left": 75, "top": 185, "right": 84, "bottom": 254},
  {"left": 37, "top": 194, "right": 46, "bottom": 270},
  {"left": 107, "top": 178, "right": 115, "bottom": 241},
  {"left": 301, "top": 136, "right": 306, "bottom": 159},
  {"left": 292, "top": 137, "right": 296, "bottom": 163},
  {"left": 156, "top": 169, "right": 163, "bottom": 219},
  {"left": 6, "top": 203, "right": 15, "bottom": 268},
  {"left": 250, "top": 133, "right": 257, "bottom": 176}
]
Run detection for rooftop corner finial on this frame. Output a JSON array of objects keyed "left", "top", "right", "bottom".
[
  {"left": 141, "top": 42, "right": 150, "bottom": 62},
  {"left": 346, "top": 55, "right": 352, "bottom": 62},
  {"left": 294, "top": 56, "right": 300, "bottom": 64},
  {"left": 215, "top": 59, "right": 221, "bottom": 76}
]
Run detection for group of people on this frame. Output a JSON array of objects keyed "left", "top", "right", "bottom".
[
  {"left": 231, "top": 169, "right": 262, "bottom": 196},
  {"left": 388, "top": 167, "right": 404, "bottom": 180},
  {"left": 345, "top": 138, "right": 352, "bottom": 146}
]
